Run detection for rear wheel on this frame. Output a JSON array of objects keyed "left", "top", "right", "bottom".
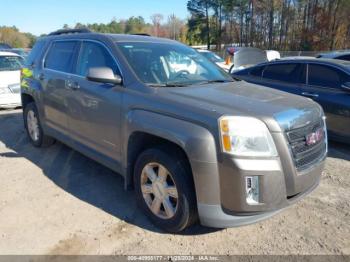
[
  {"left": 24, "top": 102, "right": 55, "bottom": 147},
  {"left": 134, "top": 147, "right": 197, "bottom": 233}
]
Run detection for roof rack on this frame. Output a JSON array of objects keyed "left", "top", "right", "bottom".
[{"left": 48, "top": 28, "right": 92, "bottom": 36}]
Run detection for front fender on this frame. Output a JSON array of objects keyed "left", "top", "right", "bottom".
[{"left": 124, "top": 110, "right": 222, "bottom": 206}]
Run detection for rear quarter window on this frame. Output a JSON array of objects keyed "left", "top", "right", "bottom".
[
  {"left": 335, "top": 55, "right": 350, "bottom": 61},
  {"left": 25, "top": 40, "right": 47, "bottom": 67},
  {"left": 249, "top": 66, "right": 264, "bottom": 77}
]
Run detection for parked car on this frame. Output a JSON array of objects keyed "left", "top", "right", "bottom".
[
  {"left": 232, "top": 58, "right": 350, "bottom": 144},
  {"left": 0, "top": 51, "right": 24, "bottom": 108},
  {"left": 197, "top": 49, "right": 232, "bottom": 72},
  {"left": 229, "top": 47, "right": 281, "bottom": 73},
  {"left": 317, "top": 50, "right": 350, "bottom": 61},
  {"left": 21, "top": 29, "right": 327, "bottom": 232},
  {"left": 10, "top": 48, "right": 30, "bottom": 59},
  {"left": 0, "top": 43, "right": 12, "bottom": 49}
]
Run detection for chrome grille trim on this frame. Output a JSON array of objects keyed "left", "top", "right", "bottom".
[{"left": 285, "top": 119, "right": 327, "bottom": 171}]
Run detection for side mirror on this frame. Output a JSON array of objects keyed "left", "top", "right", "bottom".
[
  {"left": 341, "top": 82, "right": 350, "bottom": 92},
  {"left": 86, "top": 67, "right": 122, "bottom": 85}
]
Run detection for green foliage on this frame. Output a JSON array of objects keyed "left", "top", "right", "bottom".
[
  {"left": 187, "top": 0, "right": 350, "bottom": 51},
  {"left": 0, "top": 26, "right": 36, "bottom": 48}
]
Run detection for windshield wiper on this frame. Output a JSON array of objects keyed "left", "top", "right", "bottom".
[
  {"left": 147, "top": 82, "right": 190, "bottom": 87},
  {"left": 197, "top": 79, "right": 234, "bottom": 85}
]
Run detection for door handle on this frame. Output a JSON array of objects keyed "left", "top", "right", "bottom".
[
  {"left": 301, "top": 92, "right": 319, "bottom": 98},
  {"left": 71, "top": 82, "right": 80, "bottom": 90},
  {"left": 39, "top": 73, "right": 45, "bottom": 81},
  {"left": 66, "top": 80, "right": 80, "bottom": 90}
]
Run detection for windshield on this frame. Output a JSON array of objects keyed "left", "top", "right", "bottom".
[
  {"left": 200, "top": 51, "right": 225, "bottom": 63},
  {"left": 0, "top": 56, "right": 23, "bottom": 71},
  {"left": 116, "top": 42, "right": 232, "bottom": 86}
]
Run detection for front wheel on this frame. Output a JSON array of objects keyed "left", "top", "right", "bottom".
[
  {"left": 24, "top": 102, "right": 55, "bottom": 147},
  {"left": 134, "top": 147, "right": 197, "bottom": 233}
]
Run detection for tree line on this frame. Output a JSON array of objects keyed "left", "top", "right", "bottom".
[
  {"left": 1, "top": 1, "right": 349, "bottom": 51},
  {"left": 64, "top": 14, "right": 188, "bottom": 43},
  {"left": 0, "top": 26, "right": 36, "bottom": 48},
  {"left": 187, "top": 0, "right": 350, "bottom": 51}
]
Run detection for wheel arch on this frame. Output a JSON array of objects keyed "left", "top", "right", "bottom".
[
  {"left": 124, "top": 110, "right": 220, "bottom": 206},
  {"left": 21, "top": 93, "right": 35, "bottom": 109}
]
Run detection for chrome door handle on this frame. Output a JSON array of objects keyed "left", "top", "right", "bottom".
[
  {"left": 301, "top": 92, "right": 319, "bottom": 98},
  {"left": 71, "top": 82, "right": 80, "bottom": 90},
  {"left": 39, "top": 73, "right": 45, "bottom": 81},
  {"left": 66, "top": 80, "right": 80, "bottom": 90}
]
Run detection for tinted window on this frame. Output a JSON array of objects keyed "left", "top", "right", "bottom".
[
  {"left": 263, "top": 63, "right": 302, "bottom": 83},
  {"left": 76, "top": 41, "right": 120, "bottom": 77},
  {"left": 308, "top": 64, "right": 343, "bottom": 88},
  {"left": 45, "top": 41, "right": 77, "bottom": 73},
  {"left": 335, "top": 55, "right": 350, "bottom": 61},
  {"left": 249, "top": 66, "right": 264, "bottom": 77},
  {"left": 25, "top": 39, "right": 46, "bottom": 67}
]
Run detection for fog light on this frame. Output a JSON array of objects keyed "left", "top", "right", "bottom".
[{"left": 245, "top": 176, "right": 259, "bottom": 204}]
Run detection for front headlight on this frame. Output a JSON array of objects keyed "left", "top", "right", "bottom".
[{"left": 219, "top": 116, "right": 278, "bottom": 157}]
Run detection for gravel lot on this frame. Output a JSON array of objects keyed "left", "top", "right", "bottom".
[{"left": 0, "top": 109, "right": 349, "bottom": 255}]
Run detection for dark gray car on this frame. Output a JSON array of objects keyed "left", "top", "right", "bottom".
[
  {"left": 232, "top": 58, "right": 350, "bottom": 144},
  {"left": 21, "top": 29, "right": 327, "bottom": 232}
]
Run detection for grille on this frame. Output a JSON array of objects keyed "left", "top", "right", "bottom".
[{"left": 285, "top": 119, "right": 327, "bottom": 171}]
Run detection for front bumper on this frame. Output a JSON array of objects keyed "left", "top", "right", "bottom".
[
  {"left": 191, "top": 131, "right": 326, "bottom": 228},
  {"left": 198, "top": 173, "right": 321, "bottom": 228}
]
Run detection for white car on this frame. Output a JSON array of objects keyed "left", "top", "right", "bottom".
[
  {"left": 230, "top": 48, "right": 281, "bottom": 73},
  {"left": 0, "top": 51, "right": 24, "bottom": 108},
  {"left": 197, "top": 49, "right": 232, "bottom": 72}
]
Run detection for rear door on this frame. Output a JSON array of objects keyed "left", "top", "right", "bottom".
[
  {"left": 301, "top": 63, "right": 350, "bottom": 140},
  {"left": 42, "top": 40, "right": 79, "bottom": 136},
  {"left": 67, "top": 40, "right": 123, "bottom": 162}
]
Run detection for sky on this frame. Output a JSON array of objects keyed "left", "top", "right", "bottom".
[{"left": 0, "top": 0, "right": 189, "bottom": 36}]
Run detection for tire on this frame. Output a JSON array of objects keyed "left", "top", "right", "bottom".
[
  {"left": 24, "top": 102, "right": 55, "bottom": 147},
  {"left": 134, "top": 147, "right": 197, "bottom": 233}
]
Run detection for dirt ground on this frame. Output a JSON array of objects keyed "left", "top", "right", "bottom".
[{"left": 0, "top": 109, "right": 349, "bottom": 255}]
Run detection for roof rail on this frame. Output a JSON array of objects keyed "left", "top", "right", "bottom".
[{"left": 48, "top": 28, "right": 92, "bottom": 36}]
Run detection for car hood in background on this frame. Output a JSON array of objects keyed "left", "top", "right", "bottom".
[
  {"left": 0, "top": 70, "right": 21, "bottom": 87},
  {"left": 215, "top": 62, "right": 232, "bottom": 72},
  {"left": 231, "top": 48, "right": 281, "bottom": 73}
]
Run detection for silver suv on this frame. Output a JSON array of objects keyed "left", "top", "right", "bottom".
[{"left": 21, "top": 29, "right": 327, "bottom": 232}]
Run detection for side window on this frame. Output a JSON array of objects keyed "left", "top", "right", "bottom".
[
  {"left": 45, "top": 41, "right": 77, "bottom": 73},
  {"left": 308, "top": 64, "right": 342, "bottom": 88},
  {"left": 249, "top": 66, "right": 264, "bottom": 77},
  {"left": 25, "top": 39, "right": 46, "bottom": 67},
  {"left": 262, "top": 63, "right": 302, "bottom": 83},
  {"left": 336, "top": 55, "right": 350, "bottom": 61},
  {"left": 76, "top": 41, "right": 120, "bottom": 77}
]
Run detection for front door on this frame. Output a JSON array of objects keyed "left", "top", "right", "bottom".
[
  {"left": 301, "top": 63, "right": 350, "bottom": 140},
  {"left": 67, "top": 40, "right": 123, "bottom": 161}
]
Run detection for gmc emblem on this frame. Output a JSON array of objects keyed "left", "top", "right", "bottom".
[{"left": 306, "top": 128, "right": 324, "bottom": 146}]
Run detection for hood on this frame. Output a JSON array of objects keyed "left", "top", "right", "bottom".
[
  {"left": 215, "top": 62, "right": 232, "bottom": 72},
  {"left": 0, "top": 70, "right": 20, "bottom": 87},
  {"left": 162, "top": 81, "right": 322, "bottom": 132}
]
